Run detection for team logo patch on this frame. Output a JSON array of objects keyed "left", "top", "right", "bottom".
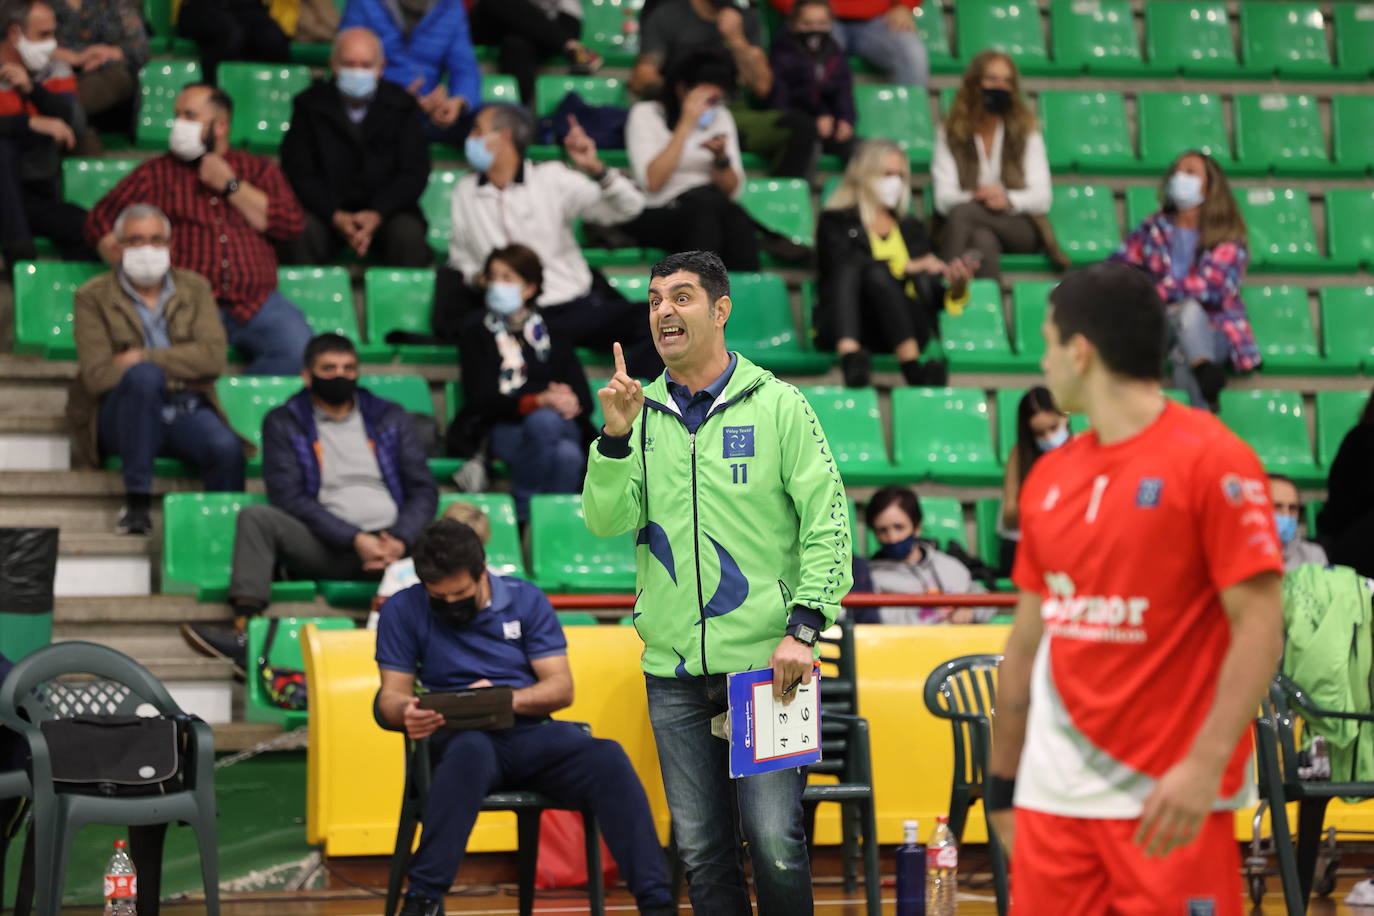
[
  {"left": 1187, "top": 899, "right": 1215, "bottom": 916},
  {"left": 503, "top": 620, "right": 522, "bottom": 640},
  {"left": 1135, "top": 477, "right": 1164, "bottom": 508},
  {"left": 723, "top": 426, "right": 755, "bottom": 458},
  {"left": 1221, "top": 473, "right": 1245, "bottom": 506}
]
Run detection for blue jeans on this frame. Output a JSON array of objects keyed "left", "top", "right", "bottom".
[
  {"left": 488, "top": 407, "right": 586, "bottom": 521},
  {"left": 644, "top": 674, "right": 812, "bottom": 916},
  {"left": 408, "top": 720, "right": 674, "bottom": 909},
  {"left": 97, "top": 362, "right": 245, "bottom": 494},
  {"left": 834, "top": 16, "right": 929, "bottom": 86},
  {"left": 1167, "top": 298, "right": 1231, "bottom": 408},
  {"left": 218, "top": 290, "right": 314, "bottom": 375}
]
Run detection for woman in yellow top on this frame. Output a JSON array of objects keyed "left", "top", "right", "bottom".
[{"left": 817, "top": 139, "right": 975, "bottom": 388}]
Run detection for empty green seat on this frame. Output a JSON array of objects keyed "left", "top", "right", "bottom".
[
  {"left": 1039, "top": 91, "right": 1138, "bottom": 173},
  {"left": 738, "top": 178, "right": 814, "bottom": 246},
  {"left": 941, "top": 279, "right": 1025, "bottom": 371},
  {"left": 218, "top": 63, "right": 312, "bottom": 152},
  {"left": 914, "top": 0, "right": 958, "bottom": 73},
  {"left": 437, "top": 492, "right": 526, "bottom": 577},
  {"left": 360, "top": 375, "right": 434, "bottom": 415},
  {"left": 956, "top": 0, "right": 1055, "bottom": 74},
  {"left": 1324, "top": 189, "right": 1374, "bottom": 271},
  {"left": 974, "top": 496, "right": 1004, "bottom": 567},
  {"left": 1218, "top": 390, "right": 1320, "bottom": 485},
  {"left": 245, "top": 616, "right": 355, "bottom": 726},
  {"left": 723, "top": 272, "right": 832, "bottom": 374},
  {"left": 364, "top": 268, "right": 456, "bottom": 364},
  {"left": 1332, "top": 95, "right": 1374, "bottom": 175},
  {"left": 1334, "top": 2, "right": 1374, "bottom": 77},
  {"left": 995, "top": 387, "right": 1030, "bottom": 463},
  {"left": 1240, "top": 3, "right": 1333, "bottom": 78},
  {"left": 1124, "top": 185, "right": 1160, "bottom": 228},
  {"left": 481, "top": 74, "right": 519, "bottom": 105},
  {"left": 1136, "top": 92, "right": 1233, "bottom": 170},
  {"left": 161, "top": 492, "right": 315, "bottom": 601},
  {"left": 1050, "top": 0, "right": 1145, "bottom": 75},
  {"left": 1233, "top": 94, "right": 1331, "bottom": 176},
  {"left": 891, "top": 387, "right": 1001, "bottom": 485},
  {"left": 135, "top": 59, "right": 201, "bottom": 148},
  {"left": 580, "top": 0, "right": 642, "bottom": 66},
  {"left": 1048, "top": 185, "right": 1120, "bottom": 265},
  {"left": 1236, "top": 188, "right": 1325, "bottom": 271},
  {"left": 1315, "top": 390, "right": 1368, "bottom": 468},
  {"left": 1242, "top": 285, "right": 1327, "bottom": 374},
  {"left": 420, "top": 168, "right": 465, "bottom": 257},
  {"left": 1011, "top": 280, "right": 1055, "bottom": 362},
  {"left": 12, "top": 261, "right": 105, "bottom": 359},
  {"left": 529, "top": 494, "right": 635, "bottom": 592},
  {"left": 215, "top": 376, "right": 300, "bottom": 475},
  {"left": 799, "top": 386, "right": 895, "bottom": 486},
  {"left": 533, "top": 75, "right": 626, "bottom": 119},
  {"left": 275, "top": 266, "right": 392, "bottom": 360},
  {"left": 854, "top": 85, "right": 934, "bottom": 168},
  {"left": 1319, "top": 286, "right": 1374, "bottom": 373},
  {"left": 62, "top": 158, "right": 135, "bottom": 209},
  {"left": 1144, "top": 1, "right": 1243, "bottom": 76}
]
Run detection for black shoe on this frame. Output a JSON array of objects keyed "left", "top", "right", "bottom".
[
  {"left": 840, "top": 350, "right": 871, "bottom": 388},
  {"left": 398, "top": 894, "right": 443, "bottom": 916},
  {"left": 115, "top": 505, "right": 152, "bottom": 535},
  {"left": 899, "top": 358, "right": 925, "bottom": 386},
  {"left": 1192, "top": 360, "right": 1226, "bottom": 411},
  {"left": 921, "top": 357, "right": 950, "bottom": 387},
  {"left": 180, "top": 622, "right": 247, "bottom": 679}
]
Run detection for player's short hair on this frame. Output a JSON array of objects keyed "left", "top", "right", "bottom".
[
  {"left": 303, "top": 333, "right": 357, "bottom": 370},
  {"left": 650, "top": 250, "right": 730, "bottom": 306},
  {"left": 412, "top": 519, "right": 487, "bottom": 584},
  {"left": 865, "top": 485, "right": 924, "bottom": 532},
  {"left": 1049, "top": 262, "right": 1166, "bottom": 381},
  {"left": 440, "top": 501, "right": 491, "bottom": 544}
]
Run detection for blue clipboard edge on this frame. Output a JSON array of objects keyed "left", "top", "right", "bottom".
[{"left": 726, "top": 665, "right": 822, "bottom": 778}]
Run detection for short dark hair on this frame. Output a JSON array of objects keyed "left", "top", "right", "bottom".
[
  {"left": 650, "top": 250, "right": 730, "bottom": 305},
  {"left": 663, "top": 48, "right": 737, "bottom": 126},
  {"left": 1049, "top": 262, "right": 1166, "bottom": 381},
  {"left": 302, "top": 333, "right": 356, "bottom": 369},
  {"left": 484, "top": 243, "right": 544, "bottom": 301},
  {"left": 865, "top": 485, "right": 923, "bottom": 532},
  {"left": 1, "top": 0, "right": 42, "bottom": 33},
  {"left": 789, "top": 0, "right": 833, "bottom": 22},
  {"left": 485, "top": 103, "right": 535, "bottom": 153},
  {"left": 181, "top": 82, "right": 233, "bottom": 118},
  {"left": 412, "top": 519, "right": 487, "bottom": 584}
]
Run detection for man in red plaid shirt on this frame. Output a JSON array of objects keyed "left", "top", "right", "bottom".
[{"left": 84, "top": 83, "right": 313, "bottom": 374}]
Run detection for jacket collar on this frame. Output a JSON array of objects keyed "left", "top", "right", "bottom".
[
  {"left": 645, "top": 353, "right": 770, "bottom": 418},
  {"left": 476, "top": 159, "right": 527, "bottom": 188}
]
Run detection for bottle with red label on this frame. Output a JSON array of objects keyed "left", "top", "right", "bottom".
[
  {"left": 925, "top": 814, "right": 958, "bottom": 915},
  {"left": 103, "top": 838, "right": 137, "bottom": 915}
]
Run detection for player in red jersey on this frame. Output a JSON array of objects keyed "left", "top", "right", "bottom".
[{"left": 986, "top": 262, "right": 1285, "bottom": 914}]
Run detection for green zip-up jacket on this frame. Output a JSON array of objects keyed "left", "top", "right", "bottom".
[{"left": 582, "top": 354, "right": 852, "bottom": 678}]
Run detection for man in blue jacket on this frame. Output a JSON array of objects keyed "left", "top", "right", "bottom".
[{"left": 182, "top": 333, "right": 438, "bottom": 675}]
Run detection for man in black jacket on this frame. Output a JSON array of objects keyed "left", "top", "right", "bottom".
[{"left": 279, "top": 26, "right": 431, "bottom": 267}]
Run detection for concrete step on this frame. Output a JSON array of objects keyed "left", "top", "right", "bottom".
[
  {"left": 0, "top": 381, "right": 67, "bottom": 418},
  {"left": 0, "top": 355, "right": 77, "bottom": 381},
  {"left": 54, "top": 594, "right": 337, "bottom": 624}
]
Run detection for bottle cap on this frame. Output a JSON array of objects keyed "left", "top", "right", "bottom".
[
  {"left": 903, "top": 819, "right": 917, "bottom": 829},
  {"left": 114, "top": 839, "right": 127, "bottom": 849},
  {"left": 936, "top": 814, "right": 949, "bottom": 823}
]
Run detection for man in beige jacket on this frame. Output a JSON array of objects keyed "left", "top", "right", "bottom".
[{"left": 68, "top": 202, "right": 247, "bottom": 534}]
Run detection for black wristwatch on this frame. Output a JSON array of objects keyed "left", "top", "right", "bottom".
[
  {"left": 786, "top": 622, "right": 819, "bottom": 647},
  {"left": 223, "top": 177, "right": 241, "bottom": 196}
]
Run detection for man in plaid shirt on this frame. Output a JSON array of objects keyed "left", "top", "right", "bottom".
[{"left": 84, "top": 83, "right": 313, "bottom": 374}]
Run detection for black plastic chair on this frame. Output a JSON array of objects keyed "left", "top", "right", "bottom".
[
  {"left": 801, "top": 712, "right": 882, "bottom": 916},
  {"left": 818, "top": 616, "right": 859, "bottom": 717},
  {"left": 922, "top": 653, "right": 1008, "bottom": 916},
  {"left": 371, "top": 693, "right": 606, "bottom": 916}
]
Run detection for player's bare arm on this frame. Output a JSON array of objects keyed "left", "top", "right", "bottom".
[
  {"left": 1134, "top": 570, "right": 1284, "bottom": 858},
  {"left": 987, "top": 589, "right": 1044, "bottom": 850}
]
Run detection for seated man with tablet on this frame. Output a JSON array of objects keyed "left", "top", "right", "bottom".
[{"left": 374, "top": 519, "right": 676, "bottom": 916}]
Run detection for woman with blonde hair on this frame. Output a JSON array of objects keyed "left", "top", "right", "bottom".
[
  {"left": 1110, "top": 150, "right": 1255, "bottom": 410},
  {"left": 817, "top": 138, "right": 974, "bottom": 387},
  {"left": 932, "top": 49, "right": 1057, "bottom": 283}
]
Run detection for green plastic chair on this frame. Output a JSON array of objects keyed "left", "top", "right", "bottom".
[
  {"left": 955, "top": 0, "right": 1055, "bottom": 74},
  {"left": 359, "top": 375, "right": 434, "bottom": 415},
  {"left": 853, "top": 85, "right": 934, "bottom": 168},
  {"left": 274, "top": 266, "right": 389, "bottom": 360},
  {"left": 1239, "top": 3, "right": 1334, "bottom": 78},
  {"left": 1124, "top": 185, "right": 1160, "bottom": 229},
  {"left": 528, "top": 494, "right": 635, "bottom": 592},
  {"left": 892, "top": 387, "right": 1000, "bottom": 485},
  {"left": 218, "top": 63, "right": 312, "bottom": 152},
  {"left": 1315, "top": 390, "right": 1367, "bottom": 469},
  {"left": 420, "top": 168, "right": 465, "bottom": 257},
  {"left": 1233, "top": 94, "right": 1333, "bottom": 177},
  {"left": 162, "top": 491, "right": 316, "bottom": 602},
  {"left": 798, "top": 386, "right": 896, "bottom": 486},
  {"left": 580, "top": 0, "right": 643, "bottom": 66},
  {"left": 1332, "top": 95, "right": 1374, "bottom": 176},
  {"left": 1243, "top": 285, "right": 1328, "bottom": 375},
  {"left": 974, "top": 497, "right": 1004, "bottom": 567},
  {"left": 61, "top": 158, "right": 135, "bottom": 209},
  {"left": 1010, "top": 281, "right": 1055, "bottom": 363},
  {"left": 135, "top": 59, "right": 201, "bottom": 148},
  {"left": 940, "top": 280, "right": 1025, "bottom": 372},
  {"left": 1049, "top": 0, "right": 1144, "bottom": 75},
  {"left": 1136, "top": 92, "right": 1234, "bottom": 170},
  {"left": 914, "top": 0, "right": 958, "bottom": 73},
  {"left": 246, "top": 616, "right": 355, "bottom": 727},
  {"left": 11, "top": 260, "right": 105, "bottom": 360},
  {"left": 1144, "top": 1, "right": 1244, "bottom": 76},
  {"left": 1324, "top": 189, "right": 1374, "bottom": 272},
  {"left": 1218, "top": 390, "right": 1321, "bottom": 486},
  {"left": 437, "top": 492, "right": 527, "bottom": 577},
  {"left": 994, "top": 387, "right": 1031, "bottom": 464},
  {"left": 1319, "top": 287, "right": 1374, "bottom": 374},
  {"left": 214, "top": 375, "right": 300, "bottom": 475},
  {"left": 865, "top": 495, "right": 965, "bottom": 551},
  {"left": 1047, "top": 185, "right": 1120, "bottom": 266},
  {"left": 721, "top": 272, "right": 831, "bottom": 374},
  {"left": 1038, "top": 91, "right": 1140, "bottom": 174},
  {"left": 0, "top": 642, "right": 221, "bottom": 916},
  {"left": 556, "top": 612, "right": 600, "bottom": 626},
  {"left": 533, "top": 75, "right": 626, "bottom": 119},
  {"left": 1333, "top": 2, "right": 1374, "bottom": 77},
  {"left": 481, "top": 73, "right": 519, "bottom": 105},
  {"left": 364, "top": 268, "right": 457, "bottom": 364},
  {"left": 1236, "top": 188, "right": 1325, "bottom": 272},
  {"left": 738, "top": 178, "right": 814, "bottom": 246}
]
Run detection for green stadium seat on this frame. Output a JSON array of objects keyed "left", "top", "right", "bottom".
[
  {"left": 364, "top": 268, "right": 457, "bottom": 364},
  {"left": 798, "top": 386, "right": 895, "bottom": 486},
  {"left": 995, "top": 388, "right": 1027, "bottom": 463},
  {"left": 1333, "top": 2, "right": 1374, "bottom": 77},
  {"left": 533, "top": 75, "right": 626, "bottom": 119},
  {"left": 420, "top": 168, "right": 465, "bottom": 258},
  {"left": 723, "top": 273, "right": 832, "bottom": 374},
  {"left": 914, "top": 496, "right": 967, "bottom": 551},
  {"left": 1011, "top": 280, "right": 1055, "bottom": 363},
  {"left": 1242, "top": 285, "right": 1328, "bottom": 375},
  {"left": 1236, "top": 188, "right": 1325, "bottom": 271},
  {"left": 437, "top": 492, "right": 526, "bottom": 577},
  {"left": 1324, "top": 189, "right": 1374, "bottom": 271},
  {"left": 1144, "top": 1, "right": 1244, "bottom": 76},
  {"left": 12, "top": 261, "right": 105, "bottom": 359},
  {"left": 1316, "top": 390, "right": 1368, "bottom": 469},
  {"left": 853, "top": 85, "right": 934, "bottom": 168},
  {"left": 317, "top": 580, "right": 379, "bottom": 609},
  {"left": 1124, "top": 185, "right": 1160, "bottom": 228},
  {"left": 974, "top": 496, "right": 1003, "bottom": 566},
  {"left": 161, "top": 492, "right": 315, "bottom": 601},
  {"left": 738, "top": 178, "right": 814, "bottom": 246},
  {"left": 215, "top": 375, "right": 299, "bottom": 474},
  {"left": 142, "top": 0, "right": 173, "bottom": 50},
  {"left": 1332, "top": 95, "right": 1374, "bottom": 175},
  {"left": 1050, "top": 0, "right": 1145, "bottom": 75},
  {"left": 941, "top": 279, "right": 1027, "bottom": 372},
  {"left": 245, "top": 616, "right": 355, "bottom": 726},
  {"left": 1319, "top": 286, "right": 1374, "bottom": 373},
  {"left": 1240, "top": 3, "right": 1334, "bottom": 78},
  {"left": 891, "top": 387, "right": 1001, "bottom": 485},
  {"left": 61, "top": 158, "right": 135, "bottom": 209},
  {"left": 914, "top": 0, "right": 958, "bottom": 73},
  {"left": 481, "top": 74, "right": 519, "bottom": 105},
  {"left": 275, "top": 266, "right": 390, "bottom": 361},
  {"left": 359, "top": 375, "right": 434, "bottom": 415},
  {"left": 1038, "top": 91, "right": 1140, "bottom": 174},
  {"left": 529, "top": 494, "right": 635, "bottom": 592},
  {"left": 580, "top": 0, "right": 643, "bottom": 66},
  {"left": 557, "top": 612, "right": 600, "bottom": 626},
  {"left": 1218, "top": 390, "right": 1321, "bottom": 485},
  {"left": 217, "top": 63, "right": 312, "bottom": 153},
  {"left": 955, "top": 0, "right": 1056, "bottom": 74},
  {"left": 1136, "top": 92, "right": 1234, "bottom": 171},
  {"left": 1047, "top": 185, "right": 1120, "bottom": 265},
  {"left": 1233, "top": 94, "right": 1333, "bottom": 177},
  {"left": 135, "top": 59, "right": 201, "bottom": 148}
]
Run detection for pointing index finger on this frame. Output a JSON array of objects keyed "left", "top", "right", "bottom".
[{"left": 612, "top": 342, "right": 627, "bottom": 377}]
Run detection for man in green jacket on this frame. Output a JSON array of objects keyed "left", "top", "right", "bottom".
[{"left": 583, "top": 250, "right": 851, "bottom": 915}]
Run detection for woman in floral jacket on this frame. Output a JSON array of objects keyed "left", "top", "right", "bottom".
[{"left": 1111, "top": 150, "right": 1256, "bottom": 410}]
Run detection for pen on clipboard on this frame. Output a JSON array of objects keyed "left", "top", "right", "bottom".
[{"left": 782, "top": 675, "right": 804, "bottom": 696}]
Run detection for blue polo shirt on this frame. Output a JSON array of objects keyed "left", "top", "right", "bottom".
[
  {"left": 665, "top": 352, "right": 738, "bottom": 434},
  {"left": 375, "top": 574, "right": 567, "bottom": 692}
]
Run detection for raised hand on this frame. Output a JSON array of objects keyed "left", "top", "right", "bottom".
[
  {"left": 563, "top": 115, "right": 602, "bottom": 174},
  {"left": 597, "top": 342, "right": 643, "bottom": 437}
]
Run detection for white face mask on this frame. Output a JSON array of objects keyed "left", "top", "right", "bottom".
[
  {"left": 121, "top": 245, "right": 171, "bottom": 288},
  {"left": 1167, "top": 171, "right": 1205, "bottom": 210},
  {"left": 872, "top": 174, "right": 906, "bottom": 211},
  {"left": 15, "top": 35, "right": 56, "bottom": 72},
  {"left": 169, "top": 118, "right": 208, "bottom": 162}
]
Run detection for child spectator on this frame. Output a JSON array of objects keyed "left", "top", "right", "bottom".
[{"left": 769, "top": 0, "right": 855, "bottom": 164}]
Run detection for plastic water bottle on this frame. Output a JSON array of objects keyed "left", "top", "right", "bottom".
[
  {"left": 926, "top": 814, "right": 958, "bottom": 915},
  {"left": 103, "top": 839, "right": 137, "bottom": 916},
  {"left": 895, "top": 819, "right": 926, "bottom": 915}
]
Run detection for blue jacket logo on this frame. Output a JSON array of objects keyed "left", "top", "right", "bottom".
[{"left": 723, "top": 426, "right": 754, "bottom": 458}]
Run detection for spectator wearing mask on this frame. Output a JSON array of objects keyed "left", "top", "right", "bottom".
[
  {"left": 280, "top": 27, "right": 431, "bottom": 268},
  {"left": 998, "top": 385, "right": 1066, "bottom": 575},
  {"left": 174, "top": 0, "right": 290, "bottom": 84},
  {"left": 622, "top": 49, "right": 759, "bottom": 271},
  {"left": 182, "top": 333, "right": 438, "bottom": 675},
  {"left": 769, "top": 0, "right": 855, "bottom": 163},
  {"left": 85, "top": 83, "right": 313, "bottom": 375},
  {"left": 817, "top": 138, "right": 973, "bottom": 388},
  {"left": 0, "top": 0, "right": 88, "bottom": 263},
  {"left": 371, "top": 499, "right": 493, "bottom": 623},
  {"left": 445, "top": 103, "right": 660, "bottom": 378},
  {"left": 50, "top": 0, "right": 146, "bottom": 129},
  {"left": 451, "top": 245, "right": 594, "bottom": 522},
  {"left": 932, "top": 49, "right": 1056, "bottom": 284},
  {"left": 770, "top": 0, "right": 927, "bottom": 87},
  {"left": 1269, "top": 474, "right": 1327, "bottom": 572},
  {"left": 1110, "top": 150, "right": 1255, "bottom": 412},
  {"left": 467, "top": 0, "right": 602, "bottom": 106},
  {"left": 340, "top": 0, "right": 479, "bottom": 146},
  {"left": 68, "top": 203, "right": 246, "bottom": 535},
  {"left": 860, "top": 485, "right": 989, "bottom": 624},
  {"left": 1318, "top": 387, "right": 1374, "bottom": 578}
]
